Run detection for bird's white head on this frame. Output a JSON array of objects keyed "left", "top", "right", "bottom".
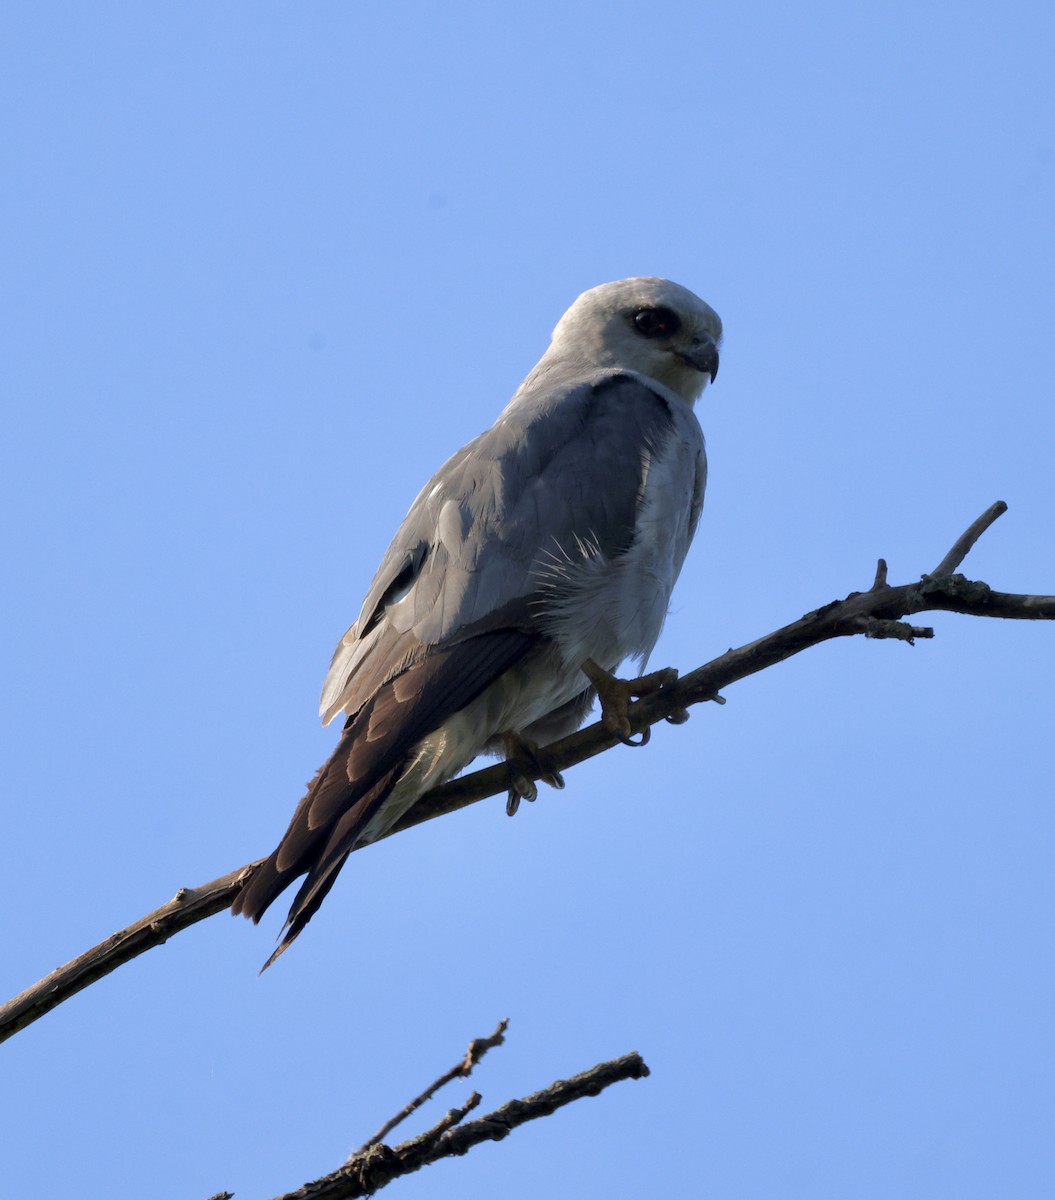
[{"left": 547, "top": 277, "right": 723, "bottom": 404}]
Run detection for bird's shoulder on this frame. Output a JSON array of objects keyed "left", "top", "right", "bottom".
[
  {"left": 359, "top": 370, "right": 688, "bottom": 601},
  {"left": 319, "top": 371, "right": 698, "bottom": 723}
]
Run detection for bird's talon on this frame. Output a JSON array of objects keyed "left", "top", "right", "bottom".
[
  {"left": 506, "top": 788, "right": 536, "bottom": 817},
  {"left": 666, "top": 707, "right": 691, "bottom": 725},
  {"left": 509, "top": 771, "right": 538, "bottom": 804},
  {"left": 618, "top": 725, "right": 651, "bottom": 748},
  {"left": 503, "top": 734, "right": 562, "bottom": 810}
]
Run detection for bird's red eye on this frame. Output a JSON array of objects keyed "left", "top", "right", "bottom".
[{"left": 632, "top": 306, "right": 681, "bottom": 338}]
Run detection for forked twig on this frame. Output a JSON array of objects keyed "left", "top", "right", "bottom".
[
  {"left": 264, "top": 1051, "right": 650, "bottom": 1200},
  {"left": 353, "top": 1018, "right": 508, "bottom": 1153}
]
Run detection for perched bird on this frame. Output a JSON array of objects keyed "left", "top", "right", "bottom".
[{"left": 233, "top": 277, "right": 722, "bottom": 965}]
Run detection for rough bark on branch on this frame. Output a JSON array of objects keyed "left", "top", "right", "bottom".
[
  {"left": 2, "top": 501, "right": 1052, "bottom": 1044},
  {"left": 200, "top": 1023, "right": 646, "bottom": 1200},
  {"left": 268, "top": 1051, "right": 650, "bottom": 1200}
]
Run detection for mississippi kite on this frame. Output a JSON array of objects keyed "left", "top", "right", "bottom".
[{"left": 233, "top": 277, "right": 722, "bottom": 964}]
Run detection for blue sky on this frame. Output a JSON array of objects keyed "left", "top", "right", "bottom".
[{"left": 3, "top": 3, "right": 1053, "bottom": 1197}]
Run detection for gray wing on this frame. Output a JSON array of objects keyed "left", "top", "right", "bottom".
[
  {"left": 320, "top": 370, "right": 698, "bottom": 725},
  {"left": 233, "top": 372, "right": 701, "bottom": 949}
]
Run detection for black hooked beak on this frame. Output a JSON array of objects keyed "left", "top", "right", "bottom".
[{"left": 678, "top": 335, "right": 719, "bottom": 383}]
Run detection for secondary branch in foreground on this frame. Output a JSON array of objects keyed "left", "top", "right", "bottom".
[
  {"left": 354, "top": 1017, "right": 509, "bottom": 1153},
  {"left": 3, "top": 502, "right": 1053, "bottom": 1044},
  {"left": 272, "top": 1050, "right": 650, "bottom": 1200}
]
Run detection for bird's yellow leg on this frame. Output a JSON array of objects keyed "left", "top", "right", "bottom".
[{"left": 582, "top": 659, "right": 679, "bottom": 746}]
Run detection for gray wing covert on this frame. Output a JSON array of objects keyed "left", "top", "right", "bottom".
[{"left": 319, "top": 372, "right": 692, "bottom": 725}]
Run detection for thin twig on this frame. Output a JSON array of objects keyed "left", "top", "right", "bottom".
[
  {"left": 870, "top": 557, "right": 889, "bottom": 590},
  {"left": 931, "top": 500, "right": 1008, "bottom": 576},
  {"left": 402, "top": 1091, "right": 482, "bottom": 1156},
  {"left": 3, "top": 502, "right": 1053, "bottom": 1045},
  {"left": 354, "top": 1018, "right": 508, "bottom": 1153}
]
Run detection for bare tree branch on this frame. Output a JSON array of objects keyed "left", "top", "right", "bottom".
[
  {"left": 257, "top": 1050, "right": 650, "bottom": 1200},
  {"left": 3, "top": 502, "right": 1052, "bottom": 1045},
  {"left": 0, "top": 871, "right": 248, "bottom": 1044}
]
